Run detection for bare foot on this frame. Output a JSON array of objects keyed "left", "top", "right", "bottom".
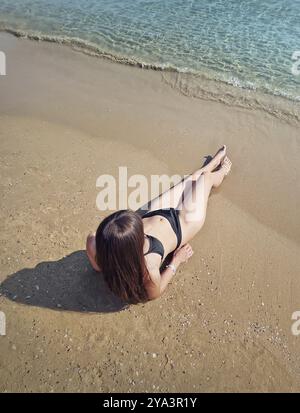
[
  {"left": 222, "top": 156, "right": 232, "bottom": 176},
  {"left": 211, "top": 156, "right": 232, "bottom": 187},
  {"left": 193, "top": 145, "right": 227, "bottom": 180},
  {"left": 204, "top": 145, "right": 227, "bottom": 172}
]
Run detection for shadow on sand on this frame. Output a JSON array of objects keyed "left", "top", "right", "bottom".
[{"left": 0, "top": 250, "right": 127, "bottom": 313}]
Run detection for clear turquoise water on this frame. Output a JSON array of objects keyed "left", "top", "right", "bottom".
[{"left": 0, "top": 0, "right": 300, "bottom": 102}]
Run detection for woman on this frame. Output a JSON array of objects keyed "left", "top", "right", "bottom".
[{"left": 86, "top": 146, "right": 231, "bottom": 304}]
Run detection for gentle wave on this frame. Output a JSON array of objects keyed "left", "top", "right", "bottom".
[
  {"left": 161, "top": 71, "right": 300, "bottom": 124},
  {"left": 1, "top": 25, "right": 300, "bottom": 124},
  {"left": 0, "top": 25, "right": 180, "bottom": 70}
]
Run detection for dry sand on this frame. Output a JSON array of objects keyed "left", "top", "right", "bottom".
[{"left": 0, "top": 32, "right": 300, "bottom": 392}]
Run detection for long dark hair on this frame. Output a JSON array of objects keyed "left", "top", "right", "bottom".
[{"left": 95, "top": 210, "right": 149, "bottom": 304}]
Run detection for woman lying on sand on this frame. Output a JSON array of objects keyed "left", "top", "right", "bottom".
[{"left": 86, "top": 146, "right": 231, "bottom": 304}]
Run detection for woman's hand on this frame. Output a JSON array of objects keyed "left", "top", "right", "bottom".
[
  {"left": 148, "top": 243, "right": 194, "bottom": 300},
  {"left": 173, "top": 243, "right": 194, "bottom": 265}
]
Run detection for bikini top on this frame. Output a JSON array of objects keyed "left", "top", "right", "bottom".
[
  {"left": 141, "top": 208, "right": 181, "bottom": 261},
  {"left": 144, "top": 234, "right": 164, "bottom": 260}
]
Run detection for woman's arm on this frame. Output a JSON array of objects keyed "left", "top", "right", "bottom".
[
  {"left": 146, "top": 244, "right": 194, "bottom": 300},
  {"left": 86, "top": 233, "right": 101, "bottom": 272}
]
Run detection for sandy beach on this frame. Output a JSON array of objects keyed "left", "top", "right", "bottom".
[{"left": 0, "top": 32, "right": 300, "bottom": 392}]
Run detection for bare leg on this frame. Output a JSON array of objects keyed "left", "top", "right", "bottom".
[
  {"left": 140, "top": 146, "right": 227, "bottom": 212},
  {"left": 178, "top": 157, "right": 231, "bottom": 245}
]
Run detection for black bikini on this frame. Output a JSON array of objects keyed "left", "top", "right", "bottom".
[
  {"left": 144, "top": 234, "right": 165, "bottom": 259},
  {"left": 138, "top": 208, "right": 182, "bottom": 260}
]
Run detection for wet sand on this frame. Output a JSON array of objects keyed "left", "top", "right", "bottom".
[{"left": 0, "top": 32, "right": 300, "bottom": 392}]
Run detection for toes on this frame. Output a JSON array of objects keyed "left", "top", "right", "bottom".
[
  {"left": 223, "top": 157, "right": 232, "bottom": 174},
  {"left": 223, "top": 156, "right": 232, "bottom": 166}
]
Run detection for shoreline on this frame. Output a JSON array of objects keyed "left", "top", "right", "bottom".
[
  {"left": 0, "top": 32, "right": 300, "bottom": 392},
  {"left": 1, "top": 25, "right": 300, "bottom": 125}
]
